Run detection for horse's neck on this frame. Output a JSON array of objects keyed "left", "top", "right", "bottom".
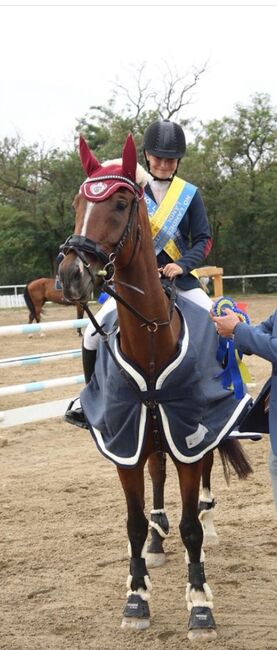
[{"left": 115, "top": 228, "right": 181, "bottom": 374}]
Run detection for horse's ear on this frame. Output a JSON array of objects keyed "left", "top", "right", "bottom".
[
  {"left": 122, "top": 133, "right": 137, "bottom": 183},
  {"left": 79, "top": 136, "right": 102, "bottom": 177}
]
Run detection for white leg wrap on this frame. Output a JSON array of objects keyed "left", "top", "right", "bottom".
[
  {"left": 199, "top": 489, "right": 218, "bottom": 544},
  {"left": 185, "top": 548, "right": 213, "bottom": 612},
  {"left": 126, "top": 544, "right": 152, "bottom": 600},
  {"left": 199, "top": 488, "right": 214, "bottom": 502},
  {"left": 185, "top": 583, "right": 214, "bottom": 612},
  {"left": 126, "top": 574, "right": 152, "bottom": 601},
  {"left": 199, "top": 508, "right": 217, "bottom": 534}
]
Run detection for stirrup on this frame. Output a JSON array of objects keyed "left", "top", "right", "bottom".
[{"left": 64, "top": 398, "right": 89, "bottom": 430}]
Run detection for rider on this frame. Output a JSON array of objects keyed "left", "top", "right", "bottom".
[{"left": 64, "top": 119, "right": 213, "bottom": 427}]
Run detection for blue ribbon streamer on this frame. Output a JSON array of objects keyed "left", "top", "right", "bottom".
[
  {"left": 216, "top": 339, "right": 245, "bottom": 399},
  {"left": 212, "top": 296, "right": 250, "bottom": 399}
]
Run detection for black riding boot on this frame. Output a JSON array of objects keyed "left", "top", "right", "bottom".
[{"left": 64, "top": 346, "right": 97, "bottom": 429}]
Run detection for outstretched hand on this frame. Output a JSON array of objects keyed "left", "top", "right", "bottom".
[{"left": 210, "top": 307, "right": 241, "bottom": 337}]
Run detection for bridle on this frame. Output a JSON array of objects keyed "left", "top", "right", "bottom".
[
  {"left": 60, "top": 175, "right": 141, "bottom": 281},
  {"left": 59, "top": 173, "right": 176, "bottom": 335}
]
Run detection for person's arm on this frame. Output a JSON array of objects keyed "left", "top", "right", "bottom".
[
  {"left": 234, "top": 314, "right": 277, "bottom": 364},
  {"left": 211, "top": 309, "right": 277, "bottom": 364},
  {"left": 176, "top": 190, "right": 212, "bottom": 274}
]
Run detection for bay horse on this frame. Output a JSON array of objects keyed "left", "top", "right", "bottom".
[
  {"left": 24, "top": 277, "right": 84, "bottom": 336},
  {"left": 58, "top": 134, "right": 253, "bottom": 640}
]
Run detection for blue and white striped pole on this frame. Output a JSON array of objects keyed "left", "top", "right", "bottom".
[
  {"left": 0, "top": 374, "right": 85, "bottom": 397},
  {"left": 0, "top": 349, "right": 81, "bottom": 368},
  {"left": 0, "top": 318, "right": 89, "bottom": 337}
]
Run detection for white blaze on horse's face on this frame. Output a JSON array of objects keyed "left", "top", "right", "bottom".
[{"left": 81, "top": 200, "right": 95, "bottom": 237}]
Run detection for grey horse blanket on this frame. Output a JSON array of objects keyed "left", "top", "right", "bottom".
[{"left": 80, "top": 296, "right": 252, "bottom": 467}]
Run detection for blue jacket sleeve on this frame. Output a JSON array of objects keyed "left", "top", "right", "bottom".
[
  {"left": 176, "top": 190, "right": 212, "bottom": 273},
  {"left": 234, "top": 313, "right": 277, "bottom": 364}
]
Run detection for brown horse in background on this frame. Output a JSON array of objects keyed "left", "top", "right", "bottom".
[{"left": 24, "top": 277, "right": 84, "bottom": 336}]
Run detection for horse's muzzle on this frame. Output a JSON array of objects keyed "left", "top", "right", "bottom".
[{"left": 59, "top": 255, "right": 96, "bottom": 303}]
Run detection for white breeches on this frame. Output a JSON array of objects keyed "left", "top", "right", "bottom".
[
  {"left": 177, "top": 287, "right": 213, "bottom": 311},
  {"left": 83, "top": 297, "right": 116, "bottom": 351}
]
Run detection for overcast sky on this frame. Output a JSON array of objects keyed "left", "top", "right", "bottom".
[{"left": 1, "top": 3, "right": 276, "bottom": 150}]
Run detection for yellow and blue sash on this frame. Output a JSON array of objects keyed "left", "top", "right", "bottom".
[{"left": 144, "top": 176, "right": 197, "bottom": 261}]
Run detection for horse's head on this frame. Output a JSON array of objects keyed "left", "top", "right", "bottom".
[{"left": 59, "top": 134, "right": 146, "bottom": 303}]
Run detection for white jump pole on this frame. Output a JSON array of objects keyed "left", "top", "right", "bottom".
[
  {"left": 0, "top": 318, "right": 89, "bottom": 336},
  {"left": 0, "top": 374, "right": 85, "bottom": 397},
  {"left": 0, "top": 349, "right": 81, "bottom": 368},
  {"left": 0, "top": 398, "right": 75, "bottom": 428}
]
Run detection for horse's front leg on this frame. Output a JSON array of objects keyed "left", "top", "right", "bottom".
[
  {"left": 199, "top": 450, "right": 219, "bottom": 546},
  {"left": 146, "top": 452, "right": 169, "bottom": 568},
  {"left": 117, "top": 461, "right": 152, "bottom": 630},
  {"left": 176, "top": 459, "right": 217, "bottom": 641}
]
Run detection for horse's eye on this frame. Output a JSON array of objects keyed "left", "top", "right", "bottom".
[{"left": 116, "top": 200, "right": 128, "bottom": 211}]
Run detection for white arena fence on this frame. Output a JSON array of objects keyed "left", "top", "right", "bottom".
[
  {"left": 0, "top": 284, "right": 26, "bottom": 308},
  {"left": 0, "top": 317, "right": 87, "bottom": 429}
]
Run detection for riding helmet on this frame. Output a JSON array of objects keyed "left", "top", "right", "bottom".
[{"left": 143, "top": 119, "right": 186, "bottom": 159}]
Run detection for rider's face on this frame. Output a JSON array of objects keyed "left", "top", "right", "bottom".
[{"left": 146, "top": 153, "right": 178, "bottom": 179}]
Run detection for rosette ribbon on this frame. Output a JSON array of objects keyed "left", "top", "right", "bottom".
[{"left": 212, "top": 296, "right": 251, "bottom": 399}]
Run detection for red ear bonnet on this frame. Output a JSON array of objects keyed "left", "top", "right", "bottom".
[{"left": 79, "top": 134, "right": 143, "bottom": 202}]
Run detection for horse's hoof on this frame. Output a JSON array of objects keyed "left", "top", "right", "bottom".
[
  {"left": 187, "top": 628, "right": 217, "bottom": 641},
  {"left": 121, "top": 594, "right": 150, "bottom": 630},
  {"left": 188, "top": 606, "right": 217, "bottom": 642},
  {"left": 121, "top": 617, "right": 150, "bottom": 630},
  {"left": 146, "top": 551, "right": 166, "bottom": 568}
]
